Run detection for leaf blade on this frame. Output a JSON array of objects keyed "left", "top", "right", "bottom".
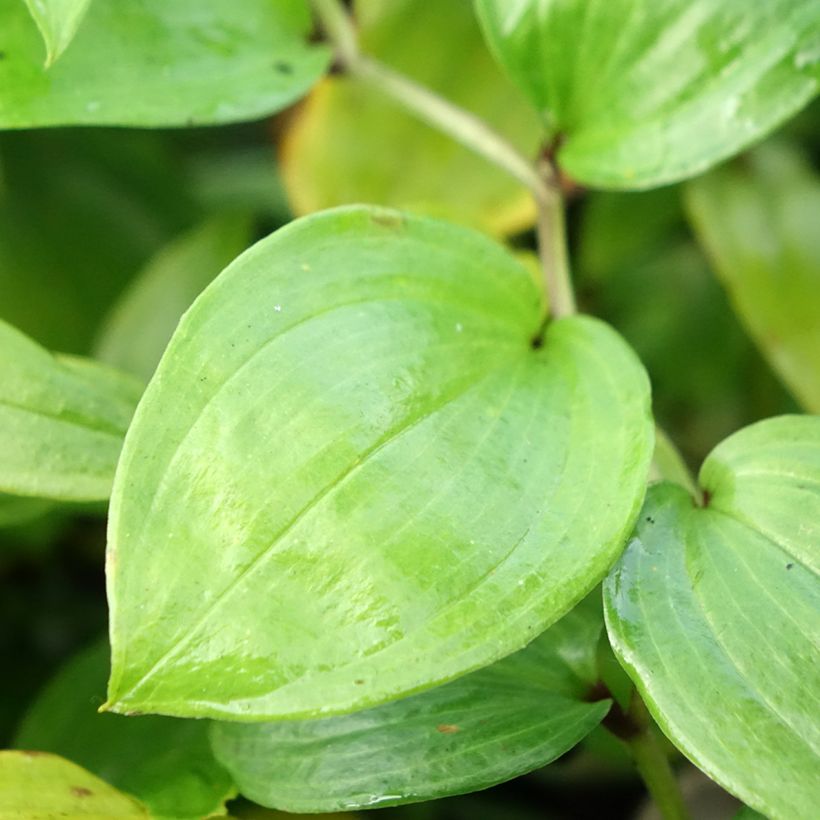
[
  {"left": 0, "top": 750, "right": 148, "bottom": 816},
  {"left": 475, "top": 0, "right": 820, "bottom": 188},
  {"left": 686, "top": 144, "right": 820, "bottom": 413},
  {"left": 604, "top": 416, "right": 820, "bottom": 819},
  {"left": 15, "top": 639, "right": 235, "bottom": 820},
  {"left": 0, "top": 320, "right": 142, "bottom": 501},
  {"left": 211, "top": 597, "right": 609, "bottom": 812},
  {"left": 106, "top": 205, "right": 653, "bottom": 720},
  {"left": 23, "top": 0, "right": 92, "bottom": 66},
  {"left": 1, "top": 0, "right": 330, "bottom": 127}
]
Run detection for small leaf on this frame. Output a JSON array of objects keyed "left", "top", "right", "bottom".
[
  {"left": 474, "top": 0, "right": 820, "bottom": 188},
  {"left": 0, "top": 320, "right": 142, "bottom": 501},
  {"left": 106, "top": 205, "right": 653, "bottom": 720},
  {"left": 0, "top": 0, "right": 330, "bottom": 127},
  {"left": 282, "top": 0, "right": 540, "bottom": 235},
  {"left": 0, "top": 750, "right": 148, "bottom": 816},
  {"left": 605, "top": 415, "right": 820, "bottom": 819},
  {"left": 15, "top": 638, "right": 235, "bottom": 820},
  {"left": 95, "top": 215, "right": 253, "bottom": 382},
  {"left": 211, "top": 596, "right": 609, "bottom": 812},
  {"left": 686, "top": 143, "right": 820, "bottom": 412},
  {"left": 23, "top": 0, "right": 92, "bottom": 66}
]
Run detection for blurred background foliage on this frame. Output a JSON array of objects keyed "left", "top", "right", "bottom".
[{"left": 0, "top": 10, "right": 816, "bottom": 811}]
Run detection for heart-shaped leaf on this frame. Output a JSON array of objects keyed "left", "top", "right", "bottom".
[
  {"left": 0, "top": 0, "right": 329, "bottom": 127},
  {"left": 15, "top": 639, "right": 235, "bottom": 820},
  {"left": 211, "top": 595, "right": 609, "bottom": 812},
  {"left": 282, "top": 0, "right": 540, "bottom": 235},
  {"left": 0, "top": 320, "right": 142, "bottom": 501},
  {"left": 105, "top": 205, "right": 653, "bottom": 720},
  {"left": 0, "top": 751, "right": 148, "bottom": 817},
  {"left": 23, "top": 0, "right": 92, "bottom": 66},
  {"left": 686, "top": 143, "right": 820, "bottom": 413},
  {"left": 474, "top": 0, "right": 820, "bottom": 188},
  {"left": 604, "top": 415, "right": 820, "bottom": 819}
]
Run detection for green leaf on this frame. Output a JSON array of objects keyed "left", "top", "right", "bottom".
[
  {"left": 105, "top": 205, "right": 653, "bottom": 721},
  {"left": 0, "top": 0, "right": 330, "bottom": 127},
  {"left": 211, "top": 595, "right": 609, "bottom": 812},
  {"left": 0, "top": 750, "right": 148, "bottom": 816},
  {"left": 686, "top": 143, "right": 820, "bottom": 413},
  {"left": 15, "top": 639, "right": 235, "bottom": 820},
  {"left": 23, "top": 0, "right": 92, "bottom": 66},
  {"left": 474, "top": 0, "right": 820, "bottom": 188},
  {"left": 604, "top": 415, "right": 820, "bottom": 819},
  {"left": 95, "top": 215, "right": 253, "bottom": 383},
  {"left": 0, "top": 320, "right": 142, "bottom": 501},
  {"left": 281, "top": 0, "right": 541, "bottom": 235}
]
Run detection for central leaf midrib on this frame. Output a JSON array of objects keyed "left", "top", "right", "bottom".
[{"left": 113, "top": 350, "right": 525, "bottom": 705}]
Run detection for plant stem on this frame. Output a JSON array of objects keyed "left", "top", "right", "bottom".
[
  {"left": 534, "top": 159, "right": 575, "bottom": 319},
  {"left": 310, "top": 0, "right": 358, "bottom": 66},
  {"left": 309, "top": 0, "right": 548, "bottom": 201},
  {"left": 624, "top": 697, "right": 691, "bottom": 820},
  {"left": 309, "top": 0, "right": 578, "bottom": 318},
  {"left": 352, "top": 56, "right": 548, "bottom": 200}
]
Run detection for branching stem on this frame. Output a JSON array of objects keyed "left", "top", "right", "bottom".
[{"left": 309, "top": 0, "right": 577, "bottom": 318}]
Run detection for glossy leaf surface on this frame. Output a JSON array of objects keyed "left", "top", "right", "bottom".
[
  {"left": 475, "top": 0, "right": 820, "bottom": 188},
  {"left": 212, "top": 597, "right": 609, "bottom": 812},
  {"left": 0, "top": 321, "right": 142, "bottom": 501},
  {"left": 16, "top": 639, "right": 234, "bottom": 820},
  {"left": 106, "top": 205, "right": 653, "bottom": 720},
  {"left": 605, "top": 416, "right": 820, "bottom": 819},
  {"left": 687, "top": 144, "right": 820, "bottom": 412},
  {"left": 23, "top": 0, "right": 91, "bottom": 66},
  {"left": 0, "top": 751, "right": 147, "bottom": 816},
  {"left": 281, "top": 0, "right": 540, "bottom": 235},
  {"left": 96, "top": 215, "right": 252, "bottom": 382},
  {"left": 0, "top": 0, "right": 329, "bottom": 127}
]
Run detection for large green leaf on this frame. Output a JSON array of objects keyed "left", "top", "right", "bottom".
[
  {"left": 0, "top": 320, "right": 142, "bottom": 501},
  {"left": 105, "top": 205, "right": 653, "bottom": 720},
  {"left": 95, "top": 215, "right": 253, "bottom": 383},
  {"left": 686, "top": 144, "right": 820, "bottom": 413},
  {"left": 23, "top": 0, "right": 92, "bottom": 66},
  {"left": 604, "top": 415, "right": 820, "bottom": 819},
  {"left": 212, "top": 596, "right": 609, "bottom": 812},
  {"left": 474, "top": 0, "right": 820, "bottom": 188},
  {"left": 0, "top": 750, "right": 148, "bottom": 816},
  {"left": 282, "top": 0, "right": 540, "bottom": 235},
  {"left": 0, "top": 0, "right": 329, "bottom": 127},
  {"left": 15, "top": 639, "right": 235, "bottom": 820}
]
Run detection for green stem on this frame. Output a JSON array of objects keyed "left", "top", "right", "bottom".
[
  {"left": 309, "top": 0, "right": 547, "bottom": 200},
  {"left": 624, "top": 697, "right": 691, "bottom": 820},
  {"left": 534, "top": 159, "right": 575, "bottom": 319},
  {"left": 310, "top": 0, "right": 358, "bottom": 66},
  {"left": 309, "top": 0, "right": 578, "bottom": 317},
  {"left": 352, "top": 56, "right": 548, "bottom": 200}
]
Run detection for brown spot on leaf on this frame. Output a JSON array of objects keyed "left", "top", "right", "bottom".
[
  {"left": 370, "top": 210, "right": 405, "bottom": 230},
  {"left": 71, "top": 787, "right": 93, "bottom": 798},
  {"left": 436, "top": 724, "right": 460, "bottom": 734}
]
